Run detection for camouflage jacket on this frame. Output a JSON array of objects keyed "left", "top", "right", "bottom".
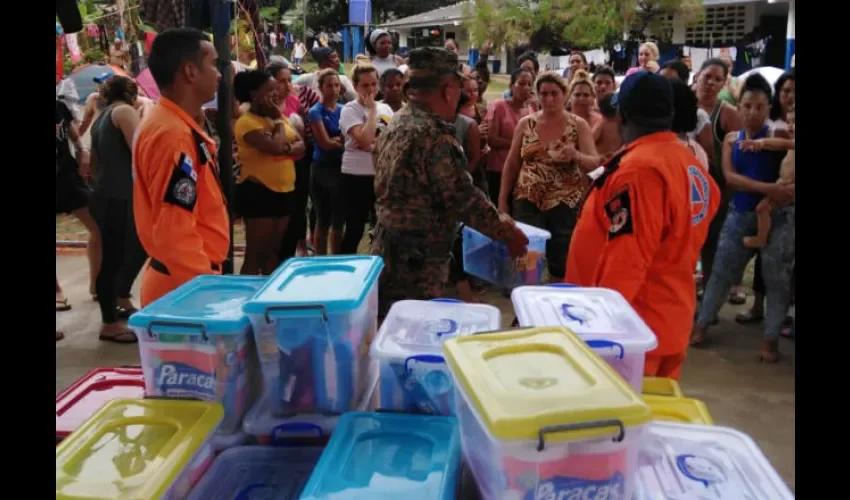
[{"left": 371, "top": 102, "right": 515, "bottom": 262}]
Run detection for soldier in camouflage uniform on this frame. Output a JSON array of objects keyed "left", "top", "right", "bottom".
[{"left": 371, "top": 47, "right": 529, "bottom": 318}]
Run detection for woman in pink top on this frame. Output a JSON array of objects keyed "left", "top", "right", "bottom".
[
  {"left": 484, "top": 68, "right": 533, "bottom": 202},
  {"left": 625, "top": 41, "right": 659, "bottom": 77}
]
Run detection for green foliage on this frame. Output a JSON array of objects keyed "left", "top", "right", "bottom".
[{"left": 467, "top": 0, "right": 702, "bottom": 50}]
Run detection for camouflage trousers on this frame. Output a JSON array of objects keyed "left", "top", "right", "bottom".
[
  {"left": 697, "top": 205, "right": 795, "bottom": 340},
  {"left": 371, "top": 227, "right": 454, "bottom": 320}
]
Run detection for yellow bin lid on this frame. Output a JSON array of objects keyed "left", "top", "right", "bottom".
[
  {"left": 443, "top": 327, "right": 651, "bottom": 445},
  {"left": 642, "top": 376, "right": 684, "bottom": 397},
  {"left": 644, "top": 395, "right": 714, "bottom": 425},
  {"left": 56, "top": 398, "right": 224, "bottom": 500}
]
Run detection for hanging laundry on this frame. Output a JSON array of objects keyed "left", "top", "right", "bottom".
[
  {"left": 269, "top": 33, "right": 277, "bottom": 48},
  {"left": 140, "top": 0, "right": 188, "bottom": 33},
  {"left": 56, "top": 0, "right": 83, "bottom": 34},
  {"left": 65, "top": 33, "right": 83, "bottom": 63},
  {"left": 130, "top": 41, "right": 145, "bottom": 74},
  {"left": 684, "top": 46, "right": 709, "bottom": 72},
  {"left": 86, "top": 24, "right": 100, "bottom": 37},
  {"left": 188, "top": 0, "right": 213, "bottom": 31},
  {"left": 115, "top": 27, "right": 125, "bottom": 41},
  {"left": 582, "top": 49, "right": 607, "bottom": 66},
  {"left": 144, "top": 31, "right": 157, "bottom": 54},
  {"left": 56, "top": 23, "right": 64, "bottom": 36}
]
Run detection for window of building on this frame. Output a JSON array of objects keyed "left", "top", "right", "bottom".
[{"left": 685, "top": 5, "right": 748, "bottom": 45}]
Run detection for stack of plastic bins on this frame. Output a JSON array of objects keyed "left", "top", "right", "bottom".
[
  {"left": 512, "top": 285, "right": 657, "bottom": 392},
  {"left": 643, "top": 395, "right": 714, "bottom": 425},
  {"left": 128, "top": 275, "right": 267, "bottom": 447},
  {"left": 299, "top": 412, "right": 462, "bottom": 499},
  {"left": 187, "top": 446, "right": 323, "bottom": 500},
  {"left": 642, "top": 376, "right": 684, "bottom": 397},
  {"left": 242, "top": 256, "right": 383, "bottom": 415},
  {"left": 443, "top": 326, "right": 651, "bottom": 500},
  {"left": 635, "top": 421, "right": 794, "bottom": 499},
  {"left": 55, "top": 367, "right": 145, "bottom": 444},
  {"left": 462, "top": 221, "right": 552, "bottom": 288},
  {"left": 55, "top": 399, "right": 223, "bottom": 500},
  {"left": 370, "top": 298, "right": 501, "bottom": 415}
]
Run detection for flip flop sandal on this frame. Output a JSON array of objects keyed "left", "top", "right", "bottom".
[
  {"left": 735, "top": 310, "right": 764, "bottom": 325},
  {"left": 99, "top": 330, "right": 138, "bottom": 344},
  {"left": 728, "top": 290, "right": 747, "bottom": 305},
  {"left": 56, "top": 331, "right": 65, "bottom": 341},
  {"left": 56, "top": 298, "right": 72, "bottom": 312}
]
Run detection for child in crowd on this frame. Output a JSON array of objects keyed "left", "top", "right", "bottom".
[
  {"left": 592, "top": 93, "right": 622, "bottom": 162},
  {"left": 739, "top": 108, "right": 796, "bottom": 248}
]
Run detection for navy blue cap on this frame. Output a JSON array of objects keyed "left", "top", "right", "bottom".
[
  {"left": 611, "top": 70, "right": 674, "bottom": 127},
  {"left": 93, "top": 71, "right": 115, "bottom": 84}
]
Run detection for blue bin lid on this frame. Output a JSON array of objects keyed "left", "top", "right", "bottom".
[
  {"left": 299, "top": 412, "right": 462, "bottom": 499},
  {"left": 128, "top": 275, "right": 267, "bottom": 336},
  {"left": 243, "top": 256, "right": 384, "bottom": 318},
  {"left": 186, "top": 445, "right": 323, "bottom": 500}
]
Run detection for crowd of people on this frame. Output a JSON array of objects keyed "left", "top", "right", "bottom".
[{"left": 56, "top": 28, "right": 795, "bottom": 377}]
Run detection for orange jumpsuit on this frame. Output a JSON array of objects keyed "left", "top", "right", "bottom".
[
  {"left": 133, "top": 97, "right": 230, "bottom": 307},
  {"left": 566, "top": 132, "right": 720, "bottom": 380}
]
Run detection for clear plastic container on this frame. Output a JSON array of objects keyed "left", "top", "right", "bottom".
[
  {"left": 462, "top": 221, "right": 551, "bottom": 288},
  {"left": 187, "top": 446, "right": 323, "bottom": 500},
  {"left": 635, "top": 421, "right": 794, "bottom": 499},
  {"left": 55, "top": 367, "right": 145, "bottom": 443},
  {"left": 643, "top": 376, "right": 684, "bottom": 397},
  {"left": 128, "top": 275, "right": 266, "bottom": 433},
  {"left": 55, "top": 399, "right": 223, "bottom": 500},
  {"left": 512, "top": 285, "right": 658, "bottom": 392},
  {"left": 644, "top": 395, "right": 714, "bottom": 425},
  {"left": 299, "top": 411, "right": 462, "bottom": 499},
  {"left": 370, "top": 299, "right": 501, "bottom": 415},
  {"left": 243, "top": 256, "right": 383, "bottom": 415},
  {"left": 243, "top": 358, "right": 379, "bottom": 446},
  {"left": 443, "top": 327, "right": 651, "bottom": 500}
]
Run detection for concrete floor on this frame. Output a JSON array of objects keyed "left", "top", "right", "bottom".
[{"left": 56, "top": 252, "right": 795, "bottom": 491}]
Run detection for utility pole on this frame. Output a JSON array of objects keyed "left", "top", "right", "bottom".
[
  {"left": 303, "top": 0, "right": 308, "bottom": 42},
  {"left": 215, "top": 0, "right": 235, "bottom": 274}
]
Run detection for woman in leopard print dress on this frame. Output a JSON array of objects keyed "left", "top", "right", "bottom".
[{"left": 498, "top": 72, "right": 600, "bottom": 281}]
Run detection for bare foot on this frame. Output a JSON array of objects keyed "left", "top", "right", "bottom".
[
  {"left": 689, "top": 324, "right": 708, "bottom": 347},
  {"left": 759, "top": 339, "right": 780, "bottom": 363},
  {"left": 56, "top": 331, "right": 65, "bottom": 341},
  {"left": 743, "top": 236, "right": 767, "bottom": 249}
]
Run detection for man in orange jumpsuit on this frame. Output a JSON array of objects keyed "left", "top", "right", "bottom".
[
  {"left": 565, "top": 72, "right": 720, "bottom": 380},
  {"left": 134, "top": 28, "right": 229, "bottom": 307}
]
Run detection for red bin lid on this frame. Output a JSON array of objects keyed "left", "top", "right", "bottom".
[{"left": 56, "top": 367, "right": 146, "bottom": 439}]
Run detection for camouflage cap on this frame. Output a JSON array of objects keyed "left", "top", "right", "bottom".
[{"left": 407, "top": 47, "right": 464, "bottom": 81}]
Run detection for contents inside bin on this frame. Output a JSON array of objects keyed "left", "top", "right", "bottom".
[
  {"left": 371, "top": 299, "right": 501, "bottom": 415},
  {"left": 244, "top": 256, "right": 383, "bottom": 416},
  {"left": 443, "top": 327, "right": 651, "bottom": 500},
  {"left": 511, "top": 286, "right": 657, "bottom": 391},
  {"left": 129, "top": 275, "right": 266, "bottom": 433},
  {"left": 635, "top": 421, "right": 794, "bottom": 500},
  {"left": 299, "top": 411, "right": 462, "bottom": 500},
  {"left": 188, "top": 446, "right": 323, "bottom": 500},
  {"left": 462, "top": 222, "right": 551, "bottom": 288}
]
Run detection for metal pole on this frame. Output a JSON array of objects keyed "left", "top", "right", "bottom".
[
  {"left": 303, "top": 0, "right": 307, "bottom": 42},
  {"left": 215, "top": 0, "right": 235, "bottom": 275}
]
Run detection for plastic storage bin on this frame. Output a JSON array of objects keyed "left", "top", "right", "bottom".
[
  {"left": 512, "top": 286, "right": 658, "bottom": 392},
  {"left": 642, "top": 376, "right": 684, "bottom": 397},
  {"left": 209, "top": 429, "right": 252, "bottom": 453},
  {"left": 188, "top": 446, "right": 323, "bottom": 500},
  {"left": 462, "top": 221, "right": 551, "bottom": 288},
  {"left": 55, "top": 399, "right": 223, "bottom": 500},
  {"left": 128, "top": 275, "right": 266, "bottom": 434},
  {"left": 443, "top": 327, "right": 651, "bottom": 500},
  {"left": 644, "top": 395, "right": 714, "bottom": 425},
  {"left": 55, "top": 367, "right": 145, "bottom": 443},
  {"left": 635, "top": 421, "right": 794, "bottom": 499},
  {"left": 371, "top": 299, "right": 501, "bottom": 415},
  {"left": 243, "top": 256, "right": 383, "bottom": 415},
  {"left": 243, "top": 358, "right": 379, "bottom": 445},
  {"left": 299, "top": 411, "right": 462, "bottom": 499}
]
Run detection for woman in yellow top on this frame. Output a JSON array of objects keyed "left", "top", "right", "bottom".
[{"left": 233, "top": 70, "right": 305, "bottom": 275}]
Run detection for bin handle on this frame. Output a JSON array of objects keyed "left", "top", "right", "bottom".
[
  {"left": 430, "top": 298, "right": 463, "bottom": 303},
  {"left": 404, "top": 354, "right": 445, "bottom": 373},
  {"left": 548, "top": 283, "right": 577, "bottom": 288},
  {"left": 271, "top": 422, "right": 325, "bottom": 442},
  {"left": 537, "top": 419, "right": 625, "bottom": 451},
  {"left": 146, "top": 320, "right": 208, "bottom": 341},
  {"left": 585, "top": 340, "right": 625, "bottom": 360},
  {"left": 265, "top": 304, "right": 328, "bottom": 324}
]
